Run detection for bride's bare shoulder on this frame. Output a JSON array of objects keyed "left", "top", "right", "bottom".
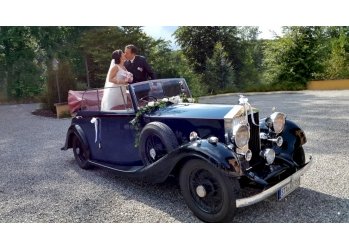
[{"left": 110, "top": 65, "right": 119, "bottom": 73}]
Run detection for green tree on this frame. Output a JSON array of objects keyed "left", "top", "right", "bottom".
[
  {"left": 147, "top": 39, "right": 179, "bottom": 79},
  {"left": 318, "top": 27, "right": 349, "bottom": 80},
  {"left": 0, "top": 27, "right": 45, "bottom": 100},
  {"left": 263, "top": 26, "right": 325, "bottom": 87},
  {"left": 238, "top": 27, "right": 264, "bottom": 87},
  {"left": 147, "top": 39, "right": 205, "bottom": 97},
  {"left": 79, "top": 26, "right": 155, "bottom": 87},
  {"left": 174, "top": 26, "right": 266, "bottom": 90},
  {"left": 204, "top": 42, "right": 235, "bottom": 94},
  {"left": 174, "top": 26, "right": 241, "bottom": 74},
  {"left": 41, "top": 60, "right": 77, "bottom": 112},
  {"left": 173, "top": 51, "right": 205, "bottom": 97}
]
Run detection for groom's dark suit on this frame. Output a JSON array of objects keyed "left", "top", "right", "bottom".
[{"left": 124, "top": 55, "right": 156, "bottom": 83}]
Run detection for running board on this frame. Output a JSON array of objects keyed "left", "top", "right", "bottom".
[{"left": 88, "top": 160, "right": 144, "bottom": 173}]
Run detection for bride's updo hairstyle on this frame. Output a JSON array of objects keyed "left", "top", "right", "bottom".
[{"left": 112, "top": 50, "right": 123, "bottom": 64}]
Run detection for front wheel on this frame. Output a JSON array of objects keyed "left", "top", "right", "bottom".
[{"left": 179, "top": 159, "right": 240, "bottom": 223}]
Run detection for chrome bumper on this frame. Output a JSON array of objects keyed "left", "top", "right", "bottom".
[{"left": 236, "top": 156, "right": 313, "bottom": 208}]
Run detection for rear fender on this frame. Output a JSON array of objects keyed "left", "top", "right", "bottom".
[{"left": 61, "top": 124, "right": 89, "bottom": 151}]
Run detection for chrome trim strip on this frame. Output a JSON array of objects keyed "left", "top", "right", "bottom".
[{"left": 236, "top": 156, "right": 314, "bottom": 208}]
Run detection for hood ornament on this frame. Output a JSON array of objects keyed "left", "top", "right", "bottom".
[
  {"left": 238, "top": 94, "right": 258, "bottom": 126},
  {"left": 239, "top": 95, "right": 248, "bottom": 105}
]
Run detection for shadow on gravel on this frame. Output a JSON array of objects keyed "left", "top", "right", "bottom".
[
  {"left": 67, "top": 163, "right": 200, "bottom": 222},
  {"left": 234, "top": 187, "right": 349, "bottom": 223},
  {"left": 67, "top": 162, "right": 348, "bottom": 223}
]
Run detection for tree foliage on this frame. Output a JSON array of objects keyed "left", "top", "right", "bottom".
[
  {"left": 174, "top": 26, "right": 241, "bottom": 74},
  {"left": 79, "top": 26, "right": 155, "bottom": 87},
  {"left": 42, "top": 60, "right": 77, "bottom": 112},
  {"left": 2, "top": 26, "right": 349, "bottom": 104},
  {"left": 320, "top": 27, "right": 349, "bottom": 80},
  {"left": 174, "top": 26, "right": 265, "bottom": 90},
  {"left": 204, "top": 42, "right": 235, "bottom": 94},
  {"left": 263, "top": 26, "right": 326, "bottom": 86},
  {"left": 0, "top": 27, "right": 45, "bottom": 99}
]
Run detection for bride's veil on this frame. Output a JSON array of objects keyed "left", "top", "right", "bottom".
[
  {"left": 101, "top": 58, "right": 126, "bottom": 110},
  {"left": 105, "top": 59, "right": 116, "bottom": 86}
]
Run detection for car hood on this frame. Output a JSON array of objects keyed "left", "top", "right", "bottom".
[{"left": 148, "top": 103, "right": 235, "bottom": 120}]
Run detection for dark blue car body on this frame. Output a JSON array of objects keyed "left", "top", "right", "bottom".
[{"left": 62, "top": 78, "right": 313, "bottom": 222}]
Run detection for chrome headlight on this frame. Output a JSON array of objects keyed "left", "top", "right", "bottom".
[
  {"left": 261, "top": 148, "right": 275, "bottom": 165},
  {"left": 270, "top": 112, "right": 286, "bottom": 134},
  {"left": 232, "top": 124, "right": 250, "bottom": 148}
]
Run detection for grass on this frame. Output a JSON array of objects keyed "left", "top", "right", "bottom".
[{"left": 243, "top": 82, "right": 306, "bottom": 93}]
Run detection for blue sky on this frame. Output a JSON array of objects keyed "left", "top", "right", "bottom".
[{"left": 142, "top": 26, "right": 283, "bottom": 49}]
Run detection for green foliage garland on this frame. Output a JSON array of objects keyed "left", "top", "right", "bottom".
[{"left": 130, "top": 100, "right": 169, "bottom": 147}]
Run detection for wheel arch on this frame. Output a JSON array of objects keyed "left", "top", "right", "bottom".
[
  {"left": 61, "top": 124, "right": 89, "bottom": 151},
  {"left": 169, "top": 142, "right": 241, "bottom": 179},
  {"left": 282, "top": 119, "right": 307, "bottom": 151},
  {"left": 260, "top": 118, "right": 307, "bottom": 153}
]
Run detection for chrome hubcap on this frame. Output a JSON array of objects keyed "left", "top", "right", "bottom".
[
  {"left": 196, "top": 185, "right": 207, "bottom": 198},
  {"left": 149, "top": 148, "right": 156, "bottom": 159}
]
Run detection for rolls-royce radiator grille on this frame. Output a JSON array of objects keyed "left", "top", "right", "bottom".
[{"left": 248, "top": 112, "right": 260, "bottom": 165}]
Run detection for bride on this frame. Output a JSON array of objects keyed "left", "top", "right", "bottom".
[{"left": 101, "top": 50, "right": 133, "bottom": 111}]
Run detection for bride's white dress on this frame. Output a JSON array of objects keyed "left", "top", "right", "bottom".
[{"left": 101, "top": 64, "right": 130, "bottom": 111}]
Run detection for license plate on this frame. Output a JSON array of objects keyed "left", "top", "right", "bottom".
[{"left": 277, "top": 177, "right": 300, "bottom": 201}]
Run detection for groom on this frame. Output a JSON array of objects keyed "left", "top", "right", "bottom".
[{"left": 124, "top": 44, "right": 156, "bottom": 83}]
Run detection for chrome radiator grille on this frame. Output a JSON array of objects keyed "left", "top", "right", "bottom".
[{"left": 248, "top": 112, "right": 260, "bottom": 164}]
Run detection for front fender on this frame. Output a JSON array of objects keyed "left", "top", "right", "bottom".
[
  {"left": 280, "top": 120, "right": 307, "bottom": 153},
  {"left": 179, "top": 140, "right": 239, "bottom": 171},
  {"left": 260, "top": 118, "right": 307, "bottom": 161},
  {"left": 138, "top": 139, "right": 243, "bottom": 183}
]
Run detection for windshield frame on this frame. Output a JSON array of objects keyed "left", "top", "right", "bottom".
[{"left": 129, "top": 78, "right": 192, "bottom": 111}]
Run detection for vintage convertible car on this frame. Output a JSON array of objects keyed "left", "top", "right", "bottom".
[{"left": 62, "top": 78, "right": 313, "bottom": 222}]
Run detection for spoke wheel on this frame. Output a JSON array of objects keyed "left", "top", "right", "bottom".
[
  {"left": 179, "top": 159, "right": 240, "bottom": 223},
  {"left": 189, "top": 168, "right": 224, "bottom": 214},
  {"left": 144, "top": 134, "right": 167, "bottom": 164},
  {"left": 139, "top": 122, "right": 178, "bottom": 166}
]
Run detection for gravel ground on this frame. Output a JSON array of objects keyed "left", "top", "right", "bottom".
[{"left": 0, "top": 90, "right": 348, "bottom": 223}]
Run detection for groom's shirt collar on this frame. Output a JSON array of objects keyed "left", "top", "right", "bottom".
[{"left": 130, "top": 55, "right": 136, "bottom": 63}]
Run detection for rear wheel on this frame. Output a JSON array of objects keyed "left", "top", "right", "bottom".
[
  {"left": 179, "top": 159, "right": 240, "bottom": 223},
  {"left": 72, "top": 135, "right": 91, "bottom": 169}
]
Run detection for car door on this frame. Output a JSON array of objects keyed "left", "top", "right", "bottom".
[
  {"left": 84, "top": 85, "right": 142, "bottom": 166},
  {"left": 96, "top": 112, "right": 141, "bottom": 166},
  {"left": 80, "top": 111, "right": 141, "bottom": 166}
]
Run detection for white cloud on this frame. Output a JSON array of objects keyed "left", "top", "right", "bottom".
[{"left": 142, "top": 26, "right": 178, "bottom": 49}]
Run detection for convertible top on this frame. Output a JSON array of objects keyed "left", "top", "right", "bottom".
[{"left": 68, "top": 89, "right": 104, "bottom": 114}]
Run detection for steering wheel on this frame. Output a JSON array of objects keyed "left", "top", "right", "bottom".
[{"left": 139, "top": 95, "right": 158, "bottom": 102}]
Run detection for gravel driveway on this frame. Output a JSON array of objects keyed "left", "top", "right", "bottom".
[{"left": 0, "top": 90, "right": 348, "bottom": 222}]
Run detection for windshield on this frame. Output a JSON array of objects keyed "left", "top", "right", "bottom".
[{"left": 129, "top": 78, "right": 192, "bottom": 108}]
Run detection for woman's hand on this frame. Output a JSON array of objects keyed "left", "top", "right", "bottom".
[
  {"left": 115, "top": 79, "right": 127, "bottom": 84},
  {"left": 126, "top": 72, "right": 133, "bottom": 83}
]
